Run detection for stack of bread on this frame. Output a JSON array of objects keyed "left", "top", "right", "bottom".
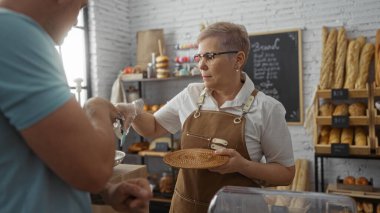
[
  {"left": 156, "top": 55, "right": 170, "bottom": 78},
  {"left": 318, "top": 102, "right": 368, "bottom": 146},
  {"left": 319, "top": 27, "right": 375, "bottom": 89}
]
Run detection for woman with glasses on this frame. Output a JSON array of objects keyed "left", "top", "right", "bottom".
[{"left": 118, "top": 21, "right": 295, "bottom": 213}]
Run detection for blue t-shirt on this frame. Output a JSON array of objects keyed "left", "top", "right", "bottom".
[{"left": 0, "top": 9, "right": 91, "bottom": 213}]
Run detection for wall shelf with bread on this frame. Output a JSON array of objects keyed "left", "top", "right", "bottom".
[
  {"left": 314, "top": 26, "right": 376, "bottom": 156},
  {"left": 313, "top": 26, "right": 380, "bottom": 195}
]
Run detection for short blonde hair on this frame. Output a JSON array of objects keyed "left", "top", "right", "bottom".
[{"left": 197, "top": 22, "right": 250, "bottom": 62}]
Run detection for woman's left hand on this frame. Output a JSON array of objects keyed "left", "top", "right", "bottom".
[{"left": 209, "top": 148, "right": 248, "bottom": 174}]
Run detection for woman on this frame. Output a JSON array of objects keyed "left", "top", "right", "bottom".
[{"left": 118, "top": 22, "right": 295, "bottom": 213}]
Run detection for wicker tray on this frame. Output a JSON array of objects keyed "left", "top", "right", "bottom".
[{"left": 163, "top": 148, "right": 228, "bottom": 169}]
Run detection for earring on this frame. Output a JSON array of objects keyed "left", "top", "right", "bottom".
[{"left": 236, "top": 69, "right": 240, "bottom": 72}]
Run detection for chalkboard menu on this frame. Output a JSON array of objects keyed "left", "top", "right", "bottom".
[{"left": 244, "top": 29, "right": 303, "bottom": 125}]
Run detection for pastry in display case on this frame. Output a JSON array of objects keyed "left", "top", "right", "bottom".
[{"left": 208, "top": 186, "right": 356, "bottom": 213}]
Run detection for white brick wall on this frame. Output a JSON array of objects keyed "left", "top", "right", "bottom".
[{"left": 89, "top": 0, "right": 380, "bottom": 190}]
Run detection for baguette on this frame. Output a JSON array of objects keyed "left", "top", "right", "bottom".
[
  {"left": 344, "top": 40, "right": 361, "bottom": 89},
  {"left": 320, "top": 28, "right": 337, "bottom": 89},
  {"left": 356, "top": 36, "right": 366, "bottom": 52},
  {"left": 332, "top": 27, "right": 347, "bottom": 88},
  {"left": 376, "top": 29, "right": 380, "bottom": 86},
  {"left": 355, "top": 43, "right": 374, "bottom": 89}
]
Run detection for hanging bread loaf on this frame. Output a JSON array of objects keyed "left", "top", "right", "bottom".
[
  {"left": 356, "top": 36, "right": 366, "bottom": 52},
  {"left": 354, "top": 127, "right": 367, "bottom": 146},
  {"left": 332, "top": 27, "right": 347, "bottom": 89},
  {"left": 355, "top": 43, "right": 374, "bottom": 89},
  {"left": 341, "top": 127, "right": 353, "bottom": 145},
  {"left": 344, "top": 40, "right": 360, "bottom": 89},
  {"left": 321, "top": 26, "right": 329, "bottom": 50},
  {"left": 376, "top": 30, "right": 380, "bottom": 86},
  {"left": 320, "top": 28, "right": 337, "bottom": 89}
]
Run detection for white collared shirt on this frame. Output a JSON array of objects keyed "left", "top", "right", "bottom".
[{"left": 155, "top": 73, "right": 294, "bottom": 167}]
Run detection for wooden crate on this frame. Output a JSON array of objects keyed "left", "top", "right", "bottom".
[
  {"left": 314, "top": 137, "right": 371, "bottom": 155},
  {"left": 326, "top": 184, "right": 380, "bottom": 200}
]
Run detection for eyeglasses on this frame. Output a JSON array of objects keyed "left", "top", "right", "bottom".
[{"left": 193, "top": 51, "right": 239, "bottom": 63}]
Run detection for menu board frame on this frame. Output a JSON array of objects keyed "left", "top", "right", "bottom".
[{"left": 244, "top": 29, "right": 303, "bottom": 125}]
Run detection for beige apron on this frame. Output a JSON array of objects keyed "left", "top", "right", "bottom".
[{"left": 169, "top": 89, "right": 259, "bottom": 213}]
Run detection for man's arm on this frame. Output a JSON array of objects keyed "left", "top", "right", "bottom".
[{"left": 22, "top": 97, "right": 117, "bottom": 193}]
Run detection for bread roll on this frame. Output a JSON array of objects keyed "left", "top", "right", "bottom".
[
  {"left": 319, "top": 126, "right": 331, "bottom": 144},
  {"left": 344, "top": 40, "right": 361, "bottom": 89},
  {"left": 319, "top": 103, "right": 334, "bottom": 116},
  {"left": 320, "top": 126, "right": 331, "bottom": 137},
  {"left": 343, "top": 176, "right": 355, "bottom": 185},
  {"left": 341, "top": 127, "right": 353, "bottom": 145},
  {"left": 356, "top": 176, "right": 369, "bottom": 185},
  {"left": 329, "top": 128, "right": 341, "bottom": 144},
  {"left": 332, "top": 27, "right": 347, "bottom": 89},
  {"left": 357, "top": 201, "right": 363, "bottom": 212},
  {"left": 320, "top": 28, "right": 337, "bottom": 89},
  {"left": 375, "top": 29, "right": 380, "bottom": 86},
  {"left": 355, "top": 127, "right": 367, "bottom": 146},
  {"left": 355, "top": 43, "right": 375, "bottom": 89},
  {"left": 333, "top": 103, "right": 348, "bottom": 116},
  {"left": 349, "top": 102, "right": 367, "bottom": 116},
  {"left": 362, "top": 202, "right": 373, "bottom": 213}
]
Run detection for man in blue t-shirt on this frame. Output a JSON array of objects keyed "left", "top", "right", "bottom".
[{"left": 0, "top": 0, "right": 151, "bottom": 212}]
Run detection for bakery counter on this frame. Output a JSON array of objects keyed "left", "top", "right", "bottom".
[{"left": 92, "top": 164, "right": 148, "bottom": 213}]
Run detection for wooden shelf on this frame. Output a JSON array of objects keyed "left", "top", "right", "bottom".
[
  {"left": 373, "top": 85, "right": 380, "bottom": 96},
  {"left": 316, "top": 88, "right": 369, "bottom": 99},
  {"left": 316, "top": 116, "right": 370, "bottom": 125},
  {"left": 326, "top": 184, "right": 380, "bottom": 200}
]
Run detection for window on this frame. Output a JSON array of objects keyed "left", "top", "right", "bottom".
[{"left": 57, "top": 8, "right": 91, "bottom": 105}]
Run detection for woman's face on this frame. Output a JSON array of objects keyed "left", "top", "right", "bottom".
[{"left": 196, "top": 37, "right": 239, "bottom": 90}]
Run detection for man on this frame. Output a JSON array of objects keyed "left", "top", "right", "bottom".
[{"left": 0, "top": 0, "right": 151, "bottom": 212}]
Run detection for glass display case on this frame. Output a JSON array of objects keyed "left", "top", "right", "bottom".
[{"left": 208, "top": 186, "right": 356, "bottom": 213}]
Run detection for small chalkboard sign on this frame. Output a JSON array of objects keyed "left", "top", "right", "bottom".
[
  {"left": 244, "top": 29, "right": 303, "bottom": 125},
  {"left": 331, "top": 144, "right": 349, "bottom": 156},
  {"left": 331, "top": 89, "right": 348, "bottom": 100},
  {"left": 332, "top": 116, "right": 349, "bottom": 128}
]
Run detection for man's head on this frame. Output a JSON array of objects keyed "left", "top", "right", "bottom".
[{"left": 0, "top": 0, "right": 88, "bottom": 44}]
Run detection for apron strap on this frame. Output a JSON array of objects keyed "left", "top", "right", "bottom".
[
  {"left": 194, "top": 88, "right": 259, "bottom": 122},
  {"left": 234, "top": 89, "right": 259, "bottom": 124}
]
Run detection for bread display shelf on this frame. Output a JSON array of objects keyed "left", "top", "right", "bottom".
[
  {"left": 374, "top": 138, "right": 380, "bottom": 156},
  {"left": 314, "top": 138, "right": 371, "bottom": 155},
  {"left": 374, "top": 109, "right": 380, "bottom": 125},
  {"left": 317, "top": 88, "right": 369, "bottom": 99},
  {"left": 372, "top": 82, "right": 380, "bottom": 96},
  {"left": 316, "top": 115, "right": 370, "bottom": 125},
  {"left": 326, "top": 184, "right": 380, "bottom": 200}
]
